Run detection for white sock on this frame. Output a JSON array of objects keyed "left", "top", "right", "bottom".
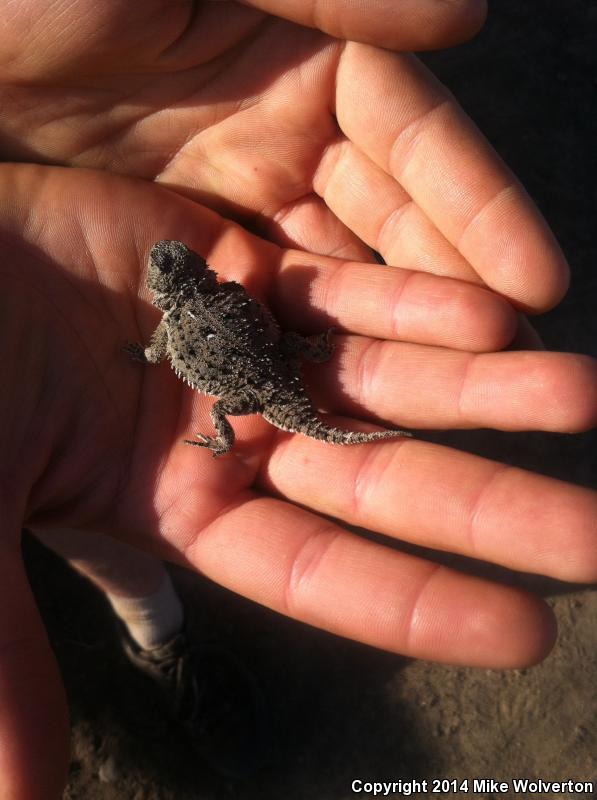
[{"left": 107, "top": 572, "right": 185, "bottom": 650}]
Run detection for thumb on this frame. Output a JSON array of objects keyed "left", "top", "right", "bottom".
[
  {"left": 240, "top": 0, "right": 487, "bottom": 50},
  {"left": 0, "top": 541, "right": 69, "bottom": 800}
]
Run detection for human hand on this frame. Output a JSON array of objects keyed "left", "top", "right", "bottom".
[
  {"left": 1, "top": 165, "right": 596, "bottom": 798},
  {"left": 0, "top": 0, "right": 566, "bottom": 314}
]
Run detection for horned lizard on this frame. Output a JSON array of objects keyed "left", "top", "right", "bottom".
[{"left": 124, "top": 240, "right": 411, "bottom": 456}]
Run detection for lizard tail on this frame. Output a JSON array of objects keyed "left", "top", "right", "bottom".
[{"left": 261, "top": 405, "right": 412, "bottom": 445}]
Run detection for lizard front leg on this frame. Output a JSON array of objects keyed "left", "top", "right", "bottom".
[
  {"left": 185, "top": 394, "right": 262, "bottom": 457},
  {"left": 123, "top": 318, "right": 169, "bottom": 364}
]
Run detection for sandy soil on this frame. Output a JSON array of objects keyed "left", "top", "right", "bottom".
[{"left": 24, "top": 2, "right": 596, "bottom": 798}]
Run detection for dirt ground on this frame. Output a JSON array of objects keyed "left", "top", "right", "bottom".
[{"left": 24, "top": 2, "right": 596, "bottom": 798}]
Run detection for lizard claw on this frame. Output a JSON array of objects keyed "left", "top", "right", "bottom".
[
  {"left": 122, "top": 342, "right": 147, "bottom": 363},
  {"left": 184, "top": 433, "right": 212, "bottom": 447},
  {"left": 184, "top": 434, "right": 228, "bottom": 457}
]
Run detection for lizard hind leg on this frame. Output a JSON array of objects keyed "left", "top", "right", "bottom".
[
  {"left": 281, "top": 328, "right": 335, "bottom": 363},
  {"left": 184, "top": 395, "right": 262, "bottom": 457}
]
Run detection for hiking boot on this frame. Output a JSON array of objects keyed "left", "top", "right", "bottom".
[{"left": 119, "top": 621, "right": 270, "bottom": 778}]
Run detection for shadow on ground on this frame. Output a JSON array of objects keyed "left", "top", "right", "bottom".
[{"left": 25, "top": 533, "right": 428, "bottom": 799}]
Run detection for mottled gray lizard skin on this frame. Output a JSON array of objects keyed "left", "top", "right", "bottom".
[{"left": 124, "top": 240, "right": 411, "bottom": 456}]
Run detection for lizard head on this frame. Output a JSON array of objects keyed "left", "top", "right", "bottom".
[{"left": 147, "top": 240, "right": 216, "bottom": 308}]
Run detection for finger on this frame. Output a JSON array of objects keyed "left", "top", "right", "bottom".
[
  {"left": 263, "top": 192, "right": 376, "bottom": 261},
  {"left": 0, "top": 542, "right": 69, "bottom": 800},
  {"left": 314, "top": 139, "right": 554, "bottom": 307},
  {"left": 334, "top": 45, "right": 570, "bottom": 311},
  {"left": 274, "top": 253, "right": 517, "bottom": 352},
  {"left": 183, "top": 495, "right": 554, "bottom": 668},
  {"left": 240, "top": 0, "right": 488, "bottom": 50},
  {"left": 314, "top": 137, "right": 480, "bottom": 283},
  {"left": 310, "top": 341, "right": 597, "bottom": 433},
  {"left": 260, "top": 435, "right": 597, "bottom": 585},
  {"left": 509, "top": 315, "right": 546, "bottom": 351}
]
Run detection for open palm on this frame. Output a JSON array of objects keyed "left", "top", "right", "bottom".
[
  {"left": 0, "top": 0, "right": 566, "bottom": 307},
  {"left": 2, "top": 165, "right": 597, "bottom": 797}
]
